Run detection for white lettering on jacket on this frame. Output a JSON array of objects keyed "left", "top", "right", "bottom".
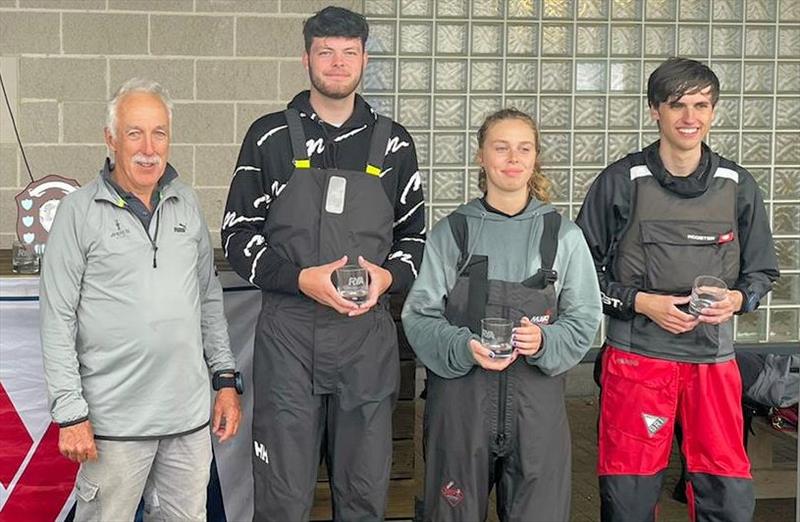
[
  {"left": 253, "top": 440, "right": 269, "bottom": 464},
  {"left": 385, "top": 136, "right": 410, "bottom": 155}
]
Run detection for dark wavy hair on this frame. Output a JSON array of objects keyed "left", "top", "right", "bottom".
[
  {"left": 476, "top": 108, "right": 550, "bottom": 203},
  {"left": 303, "top": 6, "right": 369, "bottom": 52},
  {"left": 647, "top": 57, "right": 720, "bottom": 109}
]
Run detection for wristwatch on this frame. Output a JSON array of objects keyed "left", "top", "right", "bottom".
[{"left": 212, "top": 371, "right": 243, "bottom": 394}]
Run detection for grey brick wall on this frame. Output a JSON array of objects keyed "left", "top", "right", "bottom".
[{"left": 0, "top": 0, "right": 360, "bottom": 248}]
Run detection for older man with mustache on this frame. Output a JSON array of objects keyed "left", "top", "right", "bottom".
[{"left": 39, "top": 78, "right": 241, "bottom": 522}]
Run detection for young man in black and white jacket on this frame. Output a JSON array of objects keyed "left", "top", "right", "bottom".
[{"left": 222, "top": 6, "right": 424, "bottom": 521}]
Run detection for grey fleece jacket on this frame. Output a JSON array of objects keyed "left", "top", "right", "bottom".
[
  {"left": 40, "top": 163, "right": 235, "bottom": 439},
  {"left": 402, "top": 198, "right": 602, "bottom": 379}
]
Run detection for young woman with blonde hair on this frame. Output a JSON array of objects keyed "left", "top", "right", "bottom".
[{"left": 403, "top": 108, "right": 601, "bottom": 521}]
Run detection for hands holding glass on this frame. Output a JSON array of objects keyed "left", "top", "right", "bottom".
[
  {"left": 335, "top": 265, "right": 369, "bottom": 304},
  {"left": 298, "top": 255, "right": 393, "bottom": 316},
  {"left": 689, "top": 275, "right": 741, "bottom": 325},
  {"left": 635, "top": 275, "right": 742, "bottom": 334},
  {"left": 469, "top": 316, "right": 543, "bottom": 371}
]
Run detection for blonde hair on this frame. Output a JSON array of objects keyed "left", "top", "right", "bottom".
[{"left": 476, "top": 108, "right": 550, "bottom": 203}]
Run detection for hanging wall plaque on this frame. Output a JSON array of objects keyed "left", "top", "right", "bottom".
[{"left": 15, "top": 175, "right": 81, "bottom": 249}]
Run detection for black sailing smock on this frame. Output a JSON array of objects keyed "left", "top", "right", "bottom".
[
  {"left": 251, "top": 109, "right": 400, "bottom": 521},
  {"left": 421, "top": 211, "right": 572, "bottom": 522}
]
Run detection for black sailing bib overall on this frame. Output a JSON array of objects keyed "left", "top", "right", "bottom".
[
  {"left": 251, "top": 109, "right": 400, "bottom": 521},
  {"left": 421, "top": 212, "right": 572, "bottom": 522}
]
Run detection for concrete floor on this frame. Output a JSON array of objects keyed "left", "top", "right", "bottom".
[{"left": 409, "top": 368, "right": 797, "bottom": 522}]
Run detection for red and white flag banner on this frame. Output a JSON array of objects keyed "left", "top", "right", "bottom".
[{"left": 0, "top": 277, "right": 78, "bottom": 522}]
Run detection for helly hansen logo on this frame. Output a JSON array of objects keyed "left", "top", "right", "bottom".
[
  {"left": 254, "top": 440, "right": 269, "bottom": 464},
  {"left": 642, "top": 413, "right": 668, "bottom": 437},
  {"left": 441, "top": 481, "right": 464, "bottom": 507}
]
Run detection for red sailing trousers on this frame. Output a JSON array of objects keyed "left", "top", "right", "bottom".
[{"left": 598, "top": 345, "right": 751, "bottom": 479}]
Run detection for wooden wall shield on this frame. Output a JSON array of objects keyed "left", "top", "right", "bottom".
[{"left": 15, "top": 175, "right": 81, "bottom": 249}]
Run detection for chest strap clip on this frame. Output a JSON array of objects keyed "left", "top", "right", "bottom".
[{"left": 539, "top": 268, "right": 558, "bottom": 285}]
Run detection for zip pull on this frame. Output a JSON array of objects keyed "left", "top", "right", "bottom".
[{"left": 151, "top": 208, "right": 162, "bottom": 269}]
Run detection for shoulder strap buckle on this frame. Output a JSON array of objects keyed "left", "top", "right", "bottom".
[{"left": 538, "top": 268, "right": 559, "bottom": 285}]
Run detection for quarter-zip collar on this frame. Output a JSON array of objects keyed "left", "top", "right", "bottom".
[
  {"left": 95, "top": 158, "right": 180, "bottom": 269},
  {"left": 96, "top": 157, "right": 180, "bottom": 208}
]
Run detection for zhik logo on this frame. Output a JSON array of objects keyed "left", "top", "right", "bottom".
[{"left": 254, "top": 440, "right": 269, "bottom": 464}]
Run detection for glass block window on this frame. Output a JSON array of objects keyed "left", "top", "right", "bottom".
[{"left": 362, "top": 0, "right": 800, "bottom": 345}]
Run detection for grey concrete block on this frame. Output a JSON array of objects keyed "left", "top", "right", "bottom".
[
  {"left": 167, "top": 144, "right": 193, "bottom": 183},
  {"left": 151, "top": 15, "right": 234, "bottom": 56},
  {"left": 20, "top": 58, "right": 106, "bottom": 102},
  {"left": 18, "top": 0, "right": 105, "bottom": 9},
  {"left": 195, "top": 0, "right": 277, "bottom": 13},
  {"left": 279, "top": 61, "right": 309, "bottom": 102},
  {"left": 0, "top": 233, "right": 15, "bottom": 249},
  {"left": 0, "top": 189, "right": 19, "bottom": 239},
  {"left": 0, "top": 57, "right": 18, "bottom": 146},
  {"left": 0, "top": 144, "right": 19, "bottom": 188},
  {"left": 19, "top": 101, "right": 59, "bottom": 144},
  {"left": 26, "top": 145, "right": 107, "bottom": 186},
  {"left": 195, "top": 186, "right": 228, "bottom": 240},
  {"left": 0, "top": 12, "right": 60, "bottom": 55},
  {"left": 63, "top": 13, "right": 148, "bottom": 55},
  {"left": 195, "top": 144, "right": 238, "bottom": 187},
  {"left": 0, "top": 0, "right": 18, "bottom": 7},
  {"left": 108, "top": 0, "right": 192, "bottom": 11},
  {"left": 236, "top": 16, "right": 304, "bottom": 58},
  {"left": 109, "top": 59, "right": 195, "bottom": 100},
  {"left": 196, "top": 60, "right": 278, "bottom": 101},
  {"left": 236, "top": 102, "right": 285, "bottom": 142},
  {"left": 172, "top": 103, "right": 233, "bottom": 144},
  {"left": 63, "top": 102, "right": 106, "bottom": 144},
  {"left": 280, "top": 0, "right": 360, "bottom": 14}
]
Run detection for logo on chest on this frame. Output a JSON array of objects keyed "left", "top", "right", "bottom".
[{"left": 110, "top": 219, "right": 131, "bottom": 239}]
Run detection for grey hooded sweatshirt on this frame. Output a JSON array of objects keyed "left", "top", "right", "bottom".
[
  {"left": 40, "top": 163, "right": 235, "bottom": 439},
  {"left": 402, "top": 198, "right": 602, "bottom": 378}
]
